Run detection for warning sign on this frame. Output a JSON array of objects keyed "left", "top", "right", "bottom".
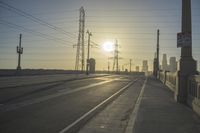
[{"left": 177, "top": 32, "right": 191, "bottom": 48}]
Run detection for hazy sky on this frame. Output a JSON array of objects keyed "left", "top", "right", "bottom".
[{"left": 0, "top": 0, "right": 199, "bottom": 71}]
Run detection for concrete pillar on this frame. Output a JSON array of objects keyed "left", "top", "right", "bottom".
[{"left": 175, "top": 0, "right": 197, "bottom": 103}]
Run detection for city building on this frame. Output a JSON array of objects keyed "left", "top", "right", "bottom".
[
  {"left": 142, "top": 60, "right": 148, "bottom": 72},
  {"left": 169, "top": 57, "right": 177, "bottom": 72},
  {"left": 162, "top": 54, "right": 168, "bottom": 71}
]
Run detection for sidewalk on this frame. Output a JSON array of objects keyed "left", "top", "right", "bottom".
[
  {"left": 78, "top": 76, "right": 200, "bottom": 133},
  {"left": 133, "top": 77, "right": 200, "bottom": 133}
]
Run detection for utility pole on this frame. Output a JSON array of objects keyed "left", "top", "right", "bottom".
[
  {"left": 156, "top": 29, "right": 160, "bottom": 77},
  {"left": 116, "top": 40, "right": 119, "bottom": 72},
  {"left": 108, "top": 57, "right": 110, "bottom": 73},
  {"left": 16, "top": 34, "right": 23, "bottom": 70},
  {"left": 130, "top": 59, "right": 132, "bottom": 72},
  {"left": 86, "top": 30, "right": 92, "bottom": 75}
]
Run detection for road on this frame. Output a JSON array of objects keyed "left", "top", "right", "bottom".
[{"left": 0, "top": 75, "right": 143, "bottom": 133}]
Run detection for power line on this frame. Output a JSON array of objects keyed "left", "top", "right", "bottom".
[
  {"left": 85, "top": 25, "right": 181, "bottom": 28},
  {"left": 90, "top": 32, "right": 168, "bottom": 35},
  {"left": 0, "top": 15, "right": 78, "bottom": 21},
  {"left": 0, "top": 20, "right": 74, "bottom": 46},
  {"left": 85, "top": 8, "right": 200, "bottom": 11},
  {"left": 87, "top": 20, "right": 181, "bottom": 23},
  {"left": 20, "top": 9, "right": 78, "bottom": 15},
  {"left": 92, "top": 36, "right": 200, "bottom": 40},
  {"left": 0, "top": 1, "right": 76, "bottom": 39}
]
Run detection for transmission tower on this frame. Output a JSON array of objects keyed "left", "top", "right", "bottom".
[
  {"left": 113, "top": 40, "right": 119, "bottom": 72},
  {"left": 75, "top": 7, "right": 85, "bottom": 71}
]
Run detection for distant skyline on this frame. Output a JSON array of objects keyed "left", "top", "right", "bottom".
[{"left": 0, "top": 0, "right": 199, "bottom": 71}]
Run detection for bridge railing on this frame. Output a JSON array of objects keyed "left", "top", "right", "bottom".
[
  {"left": 187, "top": 75, "right": 200, "bottom": 116},
  {"left": 157, "top": 70, "right": 200, "bottom": 116},
  {"left": 188, "top": 76, "right": 199, "bottom": 98},
  {"left": 188, "top": 75, "right": 200, "bottom": 98},
  {"left": 158, "top": 70, "right": 176, "bottom": 91},
  {"left": 158, "top": 70, "right": 165, "bottom": 83},
  {"left": 165, "top": 71, "right": 177, "bottom": 91}
]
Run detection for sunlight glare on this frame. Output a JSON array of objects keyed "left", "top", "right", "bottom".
[{"left": 102, "top": 41, "right": 114, "bottom": 52}]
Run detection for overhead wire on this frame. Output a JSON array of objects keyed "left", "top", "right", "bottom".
[
  {"left": 0, "top": 19, "right": 75, "bottom": 46},
  {"left": 0, "top": 1, "right": 77, "bottom": 39}
]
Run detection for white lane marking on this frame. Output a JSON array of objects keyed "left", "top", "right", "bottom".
[
  {"left": 59, "top": 81, "right": 134, "bottom": 133},
  {"left": 0, "top": 80, "right": 114, "bottom": 113},
  {"left": 125, "top": 77, "right": 147, "bottom": 133}
]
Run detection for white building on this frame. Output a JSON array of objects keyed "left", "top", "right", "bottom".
[
  {"left": 142, "top": 60, "right": 148, "bottom": 72},
  {"left": 169, "top": 57, "right": 177, "bottom": 72}
]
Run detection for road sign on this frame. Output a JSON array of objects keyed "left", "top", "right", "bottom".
[{"left": 177, "top": 32, "right": 191, "bottom": 48}]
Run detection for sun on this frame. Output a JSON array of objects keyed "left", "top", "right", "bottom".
[{"left": 102, "top": 41, "right": 114, "bottom": 52}]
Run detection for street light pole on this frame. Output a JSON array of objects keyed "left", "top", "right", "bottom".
[
  {"left": 130, "top": 59, "right": 132, "bottom": 72},
  {"left": 175, "top": 0, "right": 197, "bottom": 103},
  {"left": 108, "top": 57, "right": 110, "bottom": 73}
]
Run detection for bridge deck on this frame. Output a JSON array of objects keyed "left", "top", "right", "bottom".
[{"left": 79, "top": 76, "right": 200, "bottom": 133}]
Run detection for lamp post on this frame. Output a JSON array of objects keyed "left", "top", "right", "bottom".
[{"left": 175, "top": 0, "right": 197, "bottom": 103}]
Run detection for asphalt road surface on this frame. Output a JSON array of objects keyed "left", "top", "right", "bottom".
[{"left": 0, "top": 75, "right": 141, "bottom": 133}]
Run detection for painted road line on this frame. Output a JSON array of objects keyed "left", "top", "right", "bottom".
[
  {"left": 0, "top": 80, "right": 113, "bottom": 113},
  {"left": 59, "top": 79, "right": 139, "bottom": 133},
  {"left": 125, "top": 77, "right": 147, "bottom": 133}
]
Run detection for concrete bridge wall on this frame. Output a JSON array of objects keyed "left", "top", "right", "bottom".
[{"left": 158, "top": 71, "right": 200, "bottom": 116}]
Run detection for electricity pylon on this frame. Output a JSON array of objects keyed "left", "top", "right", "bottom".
[{"left": 75, "top": 7, "right": 85, "bottom": 72}]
